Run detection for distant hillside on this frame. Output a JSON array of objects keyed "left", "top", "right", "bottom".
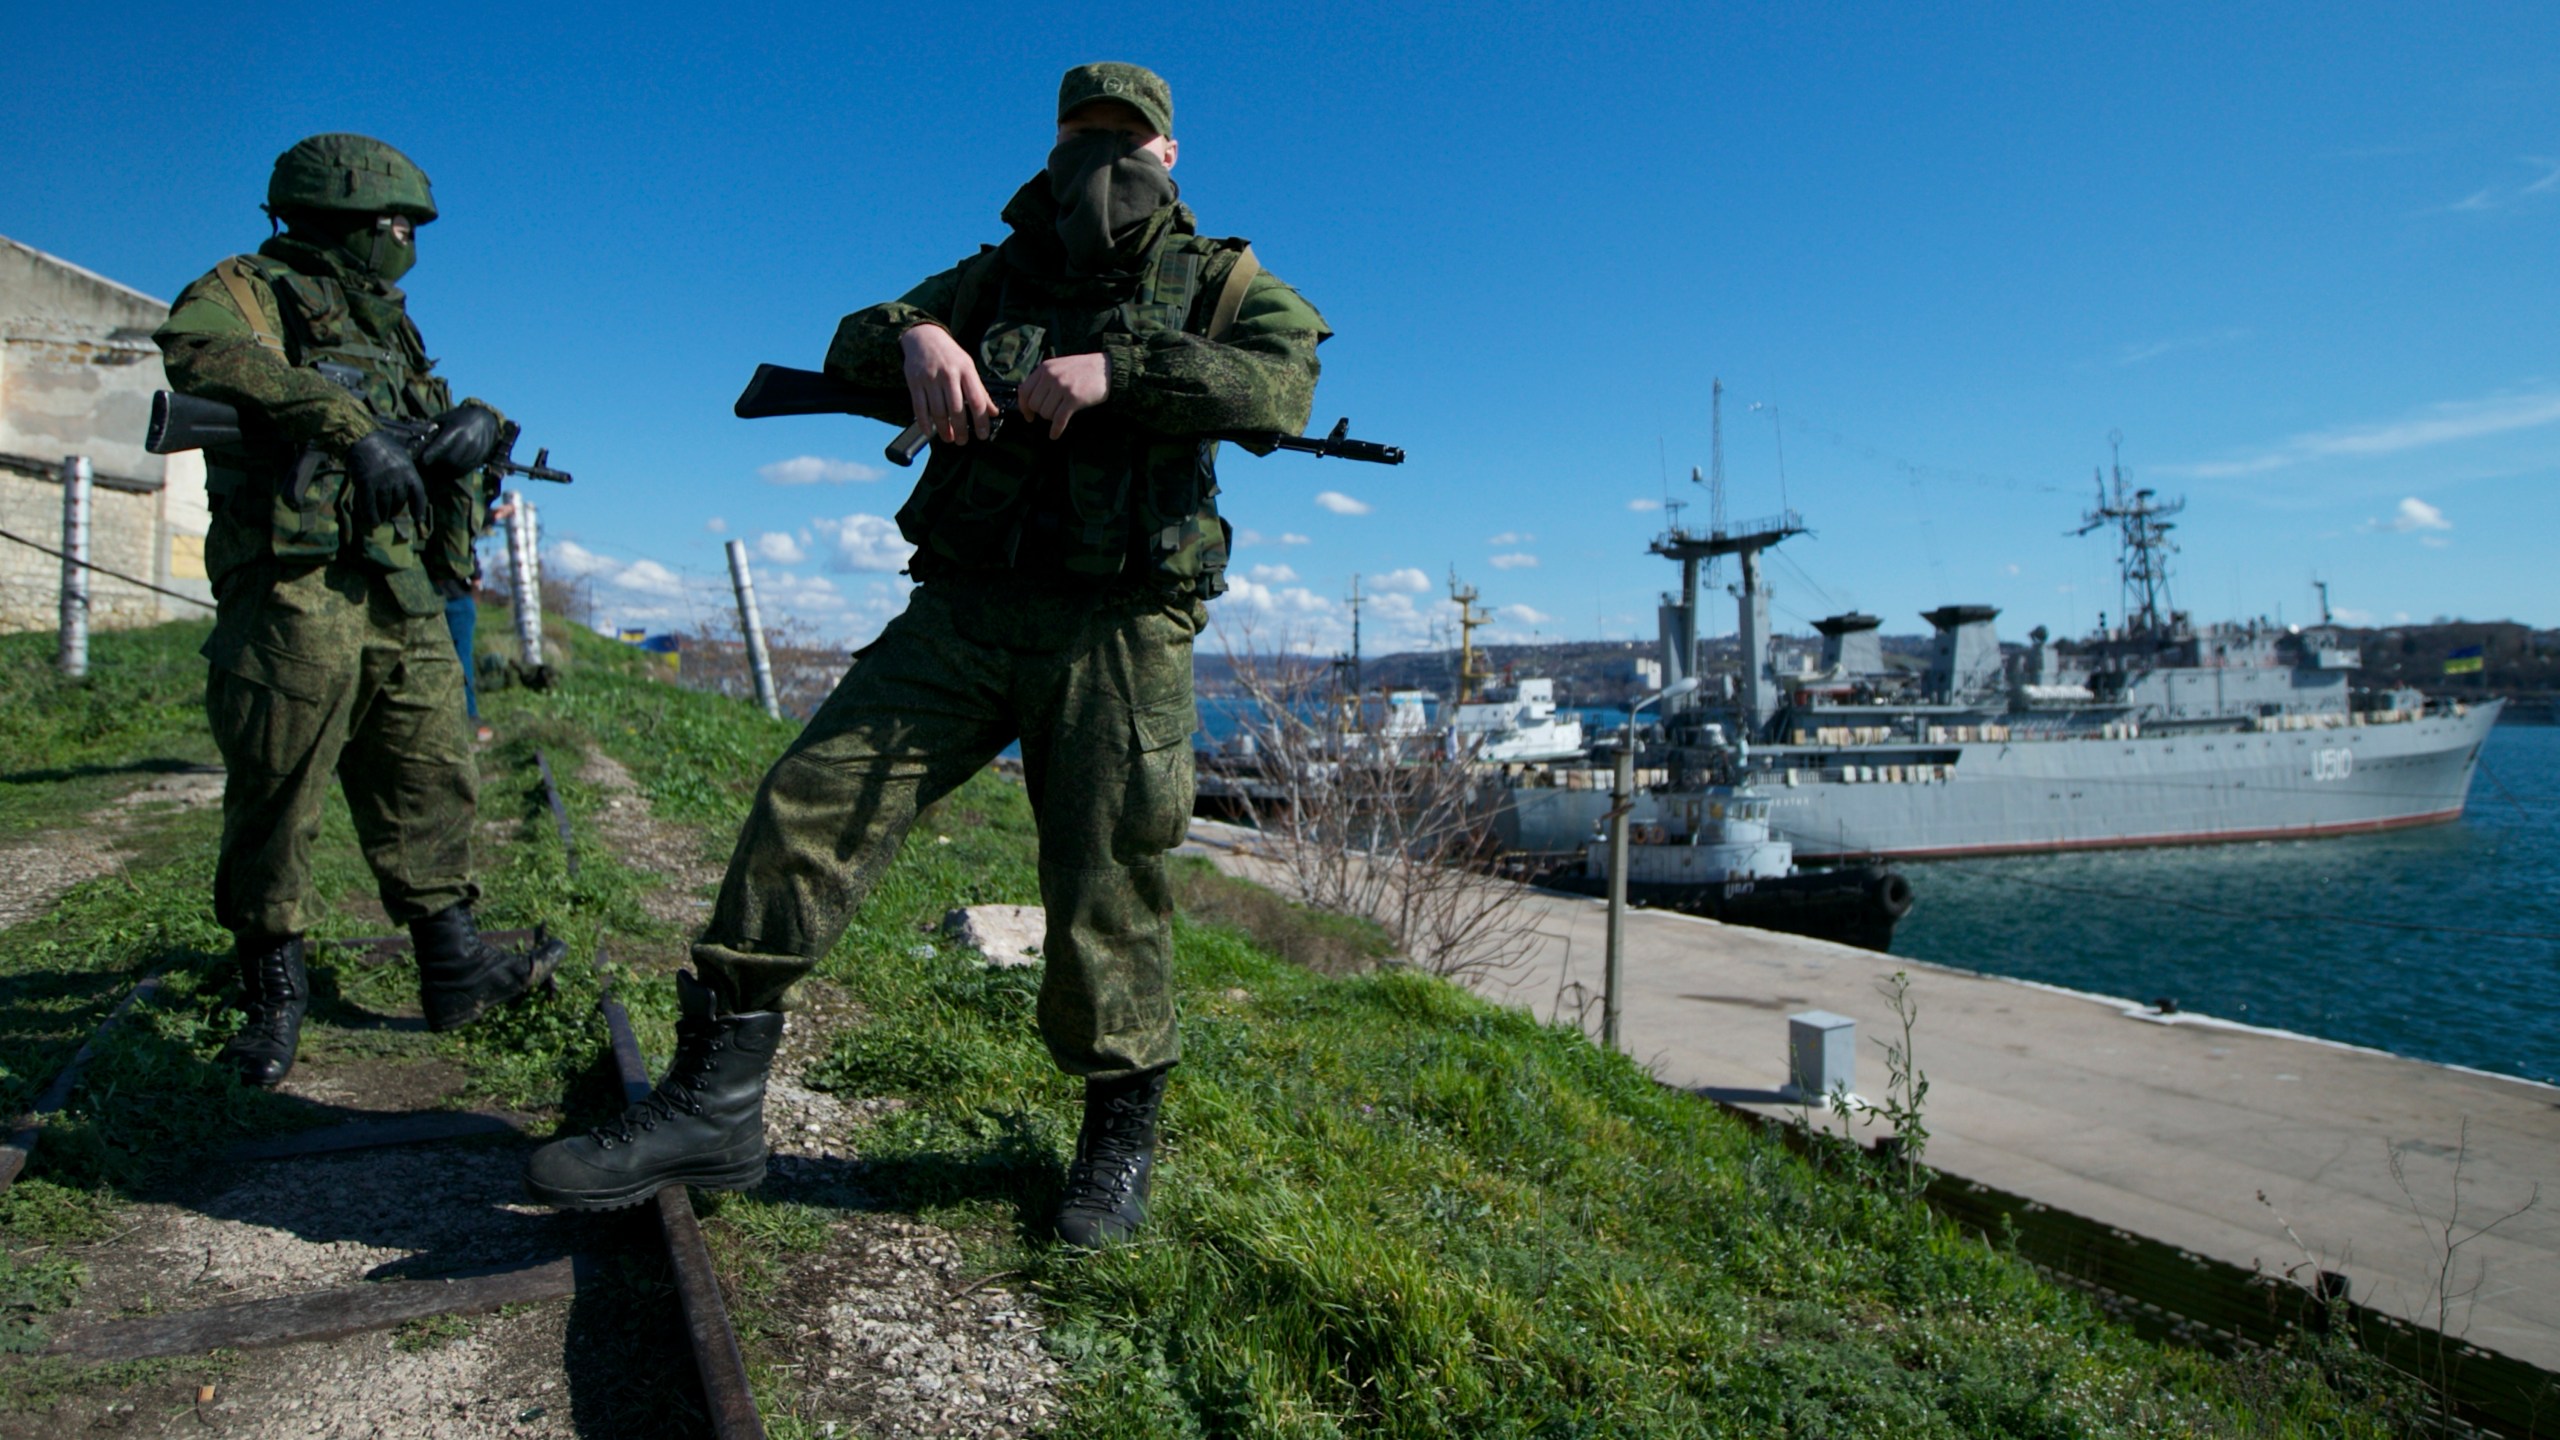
[{"left": 1196, "top": 621, "right": 2560, "bottom": 715}]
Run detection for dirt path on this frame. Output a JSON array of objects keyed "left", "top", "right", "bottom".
[
  {"left": 7, "top": 743, "right": 1060, "bottom": 1438},
  {"left": 0, "top": 765, "right": 223, "bottom": 931}
]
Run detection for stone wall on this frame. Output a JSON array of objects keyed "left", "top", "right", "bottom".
[{"left": 0, "top": 234, "right": 214, "bottom": 635}]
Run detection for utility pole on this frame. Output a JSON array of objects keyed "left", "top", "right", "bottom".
[
  {"left": 57, "top": 456, "right": 91, "bottom": 679},
  {"left": 1603, "top": 744, "right": 1633, "bottom": 1052}
]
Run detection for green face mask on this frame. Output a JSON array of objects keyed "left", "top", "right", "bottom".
[{"left": 344, "top": 217, "right": 417, "bottom": 283}]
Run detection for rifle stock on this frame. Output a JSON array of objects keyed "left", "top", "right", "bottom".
[{"left": 731, "top": 364, "right": 1403, "bottom": 468}]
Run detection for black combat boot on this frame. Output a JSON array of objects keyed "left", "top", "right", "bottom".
[
  {"left": 218, "top": 934, "right": 308, "bottom": 1088},
  {"left": 408, "top": 905, "right": 566, "bottom": 1032},
  {"left": 522, "top": 971, "right": 782, "bottom": 1210},
  {"left": 1054, "top": 1064, "right": 1171, "bottom": 1249}
]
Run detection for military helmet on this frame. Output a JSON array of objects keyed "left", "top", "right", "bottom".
[{"left": 265, "top": 133, "right": 438, "bottom": 223}]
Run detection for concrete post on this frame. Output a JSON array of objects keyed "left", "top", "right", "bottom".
[
  {"left": 57, "top": 456, "right": 92, "bottom": 679},
  {"left": 1603, "top": 745, "right": 1633, "bottom": 1051},
  {"left": 503, "top": 494, "right": 544, "bottom": 672},
  {"left": 724, "top": 540, "right": 780, "bottom": 720}
]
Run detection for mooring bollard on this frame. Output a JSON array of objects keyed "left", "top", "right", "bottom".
[
  {"left": 723, "top": 540, "right": 780, "bottom": 720},
  {"left": 57, "top": 456, "right": 91, "bottom": 678}
]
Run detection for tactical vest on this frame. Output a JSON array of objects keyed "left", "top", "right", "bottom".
[
  {"left": 198, "top": 252, "right": 454, "bottom": 605},
  {"left": 892, "top": 227, "right": 1244, "bottom": 597}
]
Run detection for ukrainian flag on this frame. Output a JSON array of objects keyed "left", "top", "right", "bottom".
[{"left": 2445, "top": 644, "right": 2484, "bottom": 675}]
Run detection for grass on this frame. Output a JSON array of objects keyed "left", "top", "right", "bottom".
[{"left": 0, "top": 615, "right": 2427, "bottom": 1436}]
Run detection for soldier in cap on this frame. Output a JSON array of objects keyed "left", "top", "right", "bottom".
[
  {"left": 155, "top": 133, "right": 564, "bottom": 1088},
  {"left": 526, "top": 63, "right": 1330, "bottom": 1247}
]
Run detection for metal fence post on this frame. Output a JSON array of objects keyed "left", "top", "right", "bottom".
[
  {"left": 57, "top": 456, "right": 91, "bottom": 678},
  {"left": 724, "top": 540, "right": 780, "bottom": 720},
  {"left": 1603, "top": 745, "right": 1633, "bottom": 1051},
  {"left": 503, "top": 494, "right": 544, "bottom": 672}
]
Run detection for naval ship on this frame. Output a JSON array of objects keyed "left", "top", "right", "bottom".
[{"left": 1499, "top": 461, "right": 2501, "bottom": 860}]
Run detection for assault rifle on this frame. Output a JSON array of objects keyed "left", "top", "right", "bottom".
[
  {"left": 730, "top": 363, "right": 1404, "bottom": 468},
  {"left": 145, "top": 390, "right": 575, "bottom": 485}
]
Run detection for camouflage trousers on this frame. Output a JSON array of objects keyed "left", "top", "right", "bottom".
[
  {"left": 695, "top": 576, "right": 1202, "bottom": 1078},
  {"left": 202, "top": 560, "right": 478, "bottom": 940}
]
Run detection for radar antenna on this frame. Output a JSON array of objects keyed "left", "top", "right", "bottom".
[{"left": 2072, "top": 430, "right": 2182, "bottom": 636}]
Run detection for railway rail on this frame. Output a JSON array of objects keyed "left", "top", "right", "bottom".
[{"left": 5, "top": 748, "right": 767, "bottom": 1438}]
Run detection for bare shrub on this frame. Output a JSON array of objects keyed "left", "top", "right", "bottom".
[{"left": 1213, "top": 616, "right": 1541, "bottom": 984}]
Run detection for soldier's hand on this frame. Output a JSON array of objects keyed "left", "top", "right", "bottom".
[
  {"left": 901, "top": 324, "right": 997, "bottom": 445},
  {"left": 1016, "top": 354, "right": 1110, "bottom": 439},
  {"left": 346, "top": 429, "right": 429, "bottom": 532},
  {"left": 418, "top": 404, "right": 502, "bottom": 482}
]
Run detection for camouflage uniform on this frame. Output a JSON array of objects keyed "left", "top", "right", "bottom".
[
  {"left": 693, "top": 131, "right": 1328, "bottom": 1079},
  {"left": 157, "top": 233, "right": 496, "bottom": 938}
]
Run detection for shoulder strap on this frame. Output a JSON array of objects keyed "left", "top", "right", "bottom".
[
  {"left": 948, "top": 246, "right": 1006, "bottom": 340},
  {"left": 214, "top": 257, "right": 288, "bottom": 357},
  {"left": 1207, "top": 244, "right": 1261, "bottom": 342}
]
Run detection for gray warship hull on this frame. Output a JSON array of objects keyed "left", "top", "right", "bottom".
[{"left": 1500, "top": 700, "right": 2500, "bottom": 861}]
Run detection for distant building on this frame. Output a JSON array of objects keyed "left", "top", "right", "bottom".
[
  {"left": 1620, "top": 655, "right": 1662, "bottom": 690},
  {"left": 1, "top": 234, "right": 211, "bottom": 634}
]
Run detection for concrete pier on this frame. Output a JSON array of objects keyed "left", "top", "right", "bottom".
[{"left": 1184, "top": 822, "right": 2560, "bottom": 1375}]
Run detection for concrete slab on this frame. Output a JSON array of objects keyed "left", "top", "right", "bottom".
[{"left": 1185, "top": 820, "right": 2560, "bottom": 1374}]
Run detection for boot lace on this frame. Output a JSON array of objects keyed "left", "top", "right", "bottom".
[
  {"left": 591, "top": 1035, "right": 726, "bottom": 1149},
  {"left": 239, "top": 949, "right": 301, "bottom": 1036},
  {"left": 1061, "top": 1091, "right": 1153, "bottom": 1212}
]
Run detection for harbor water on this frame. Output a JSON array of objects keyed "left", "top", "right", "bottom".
[{"left": 1891, "top": 724, "right": 2560, "bottom": 1086}]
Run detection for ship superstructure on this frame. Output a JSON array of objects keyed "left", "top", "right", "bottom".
[{"left": 1499, "top": 454, "right": 2500, "bottom": 860}]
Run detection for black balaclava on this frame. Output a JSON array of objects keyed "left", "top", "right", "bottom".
[{"left": 1045, "top": 130, "right": 1177, "bottom": 276}]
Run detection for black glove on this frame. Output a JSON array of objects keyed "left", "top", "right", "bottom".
[
  {"left": 418, "top": 404, "right": 503, "bottom": 482},
  {"left": 346, "top": 429, "right": 429, "bottom": 533}
]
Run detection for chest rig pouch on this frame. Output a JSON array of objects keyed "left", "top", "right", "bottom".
[
  {"left": 205, "top": 255, "right": 450, "bottom": 584},
  {"left": 893, "top": 230, "right": 1239, "bottom": 597}
]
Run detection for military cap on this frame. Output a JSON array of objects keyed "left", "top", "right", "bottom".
[
  {"left": 267, "top": 133, "right": 438, "bottom": 223},
  {"left": 1057, "top": 62, "right": 1173, "bottom": 138}
]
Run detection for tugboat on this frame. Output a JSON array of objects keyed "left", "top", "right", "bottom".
[{"left": 1547, "top": 734, "right": 1913, "bottom": 952}]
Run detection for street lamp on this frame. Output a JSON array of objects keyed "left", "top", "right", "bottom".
[{"left": 1603, "top": 674, "right": 1697, "bottom": 1053}]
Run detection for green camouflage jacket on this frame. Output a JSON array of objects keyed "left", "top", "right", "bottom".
[
  {"left": 824, "top": 180, "right": 1328, "bottom": 596},
  {"left": 156, "top": 236, "right": 491, "bottom": 613}
]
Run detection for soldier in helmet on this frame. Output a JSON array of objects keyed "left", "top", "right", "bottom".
[
  {"left": 155, "top": 133, "right": 564, "bottom": 1088},
  {"left": 525, "top": 64, "right": 1329, "bottom": 1247}
]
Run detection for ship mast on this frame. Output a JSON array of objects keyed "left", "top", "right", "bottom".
[
  {"left": 1652, "top": 510, "right": 1806, "bottom": 738},
  {"left": 2073, "top": 430, "right": 2183, "bottom": 637},
  {"left": 1448, "top": 570, "right": 1492, "bottom": 705}
]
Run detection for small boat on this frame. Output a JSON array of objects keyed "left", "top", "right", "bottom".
[{"left": 1552, "top": 777, "right": 1913, "bottom": 952}]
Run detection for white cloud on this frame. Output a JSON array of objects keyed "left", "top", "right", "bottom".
[
  {"left": 2161, "top": 388, "right": 2560, "bottom": 478},
  {"left": 704, "top": 516, "right": 728, "bottom": 534},
  {"left": 2003, "top": 563, "right": 2022, "bottom": 576},
  {"left": 1247, "top": 563, "right": 1299, "bottom": 583},
  {"left": 756, "top": 532, "right": 807, "bottom": 565},
  {"left": 1278, "top": 532, "right": 1310, "bottom": 546},
  {"left": 2387, "top": 497, "right": 2451, "bottom": 532},
  {"left": 1487, "top": 552, "right": 1538, "bottom": 570},
  {"left": 1232, "top": 528, "right": 1264, "bottom": 547},
  {"left": 548, "top": 539, "right": 614, "bottom": 579},
  {"left": 1216, "top": 578, "right": 1331, "bottom": 616},
  {"left": 812, "top": 513, "right": 917, "bottom": 573},
  {"left": 2115, "top": 327, "right": 2250, "bottom": 367},
  {"left": 1628, "top": 498, "right": 1662, "bottom": 512},
  {"left": 1313, "top": 491, "right": 1371, "bottom": 516},
  {"left": 2437, "top": 156, "right": 2560, "bottom": 213},
  {"left": 616, "top": 559, "right": 687, "bottom": 599},
  {"left": 760, "top": 455, "right": 885, "bottom": 485},
  {"left": 1372, "top": 567, "right": 1432, "bottom": 594},
  {"left": 1499, "top": 604, "right": 1550, "bottom": 625},
  {"left": 1487, "top": 531, "right": 1535, "bottom": 546}
]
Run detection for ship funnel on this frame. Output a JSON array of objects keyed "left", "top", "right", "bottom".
[
  {"left": 1813, "top": 613, "right": 1884, "bottom": 677},
  {"left": 1922, "top": 604, "right": 2003, "bottom": 704}
]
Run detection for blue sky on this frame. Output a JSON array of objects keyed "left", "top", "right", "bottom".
[{"left": 8, "top": 3, "right": 2556, "bottom": 654}]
